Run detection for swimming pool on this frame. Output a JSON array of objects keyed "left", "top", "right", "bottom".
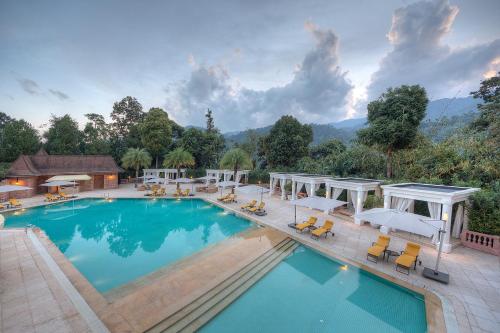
[
  {"left": 4, "top": 198, "right": 253, "bottom": 292},
  {"left": 201, "top": 246, "right": 427, "bottom": 333}
]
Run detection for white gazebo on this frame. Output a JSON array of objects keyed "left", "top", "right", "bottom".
[
  {"left": 381, "top": 183, "right": 480, "bottom": 253},
  {"left": 291, "top": 174, "right": 332, "bottom": 200},
  {"left": 142, "top": 169, "right": 186, "bottom": 184},
  {"left": 206, "top": 169, "right": 223, "bottom": 185},
  {"left": 206, "top": 169, "right": 249, "bottom": 187},
  {"left": 325, "top": 178, "right": 383, "bottom": 225},
  {"left": 269, "top": 172, "right": 302, "bottom": 200}
]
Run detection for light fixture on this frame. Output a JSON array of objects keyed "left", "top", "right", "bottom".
[{"left": 442, "top": 212, "right": 449, "bottom": 220}]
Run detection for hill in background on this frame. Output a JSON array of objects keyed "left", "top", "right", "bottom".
[{"left": 224, "top": 96, "right": 479, "bottom": 145}]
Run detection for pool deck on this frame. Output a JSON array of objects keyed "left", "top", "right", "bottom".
[{"left": 1, "top": 184, "right": 499, "bottom": 333}]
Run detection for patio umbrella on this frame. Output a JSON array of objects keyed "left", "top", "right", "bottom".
[
  {"left": 174, "top": 178, "right": 194, "bottom": 183},
  {"left": 236, "top": 185, "right": 269, "bottom": 202},
  {"left": 145, "top": 177, "right": 164, "bottom": 184},
  {"left": 0, "top": 185, "right": 32, "bottom": 193},
  {"left": 288, "top": 197, "right": 347, "bottom": 228},
  {"left": 354, "top": 208, "right": 443, "bottom": 238},
  {"left": 40, "top": 181, "right": 77, "bottom": 187},
  {"left": 47, "top": 175, "right": 91, "bottom": 181},
  {"left": 217, "top": 181, "right": 241, "bottom": 196},
  {"left": 197, "top": 175, "right": 218, "bottom": 185}
]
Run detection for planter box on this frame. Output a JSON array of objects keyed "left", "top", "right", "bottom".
[{"left": 461, "top": 230, "right": 500, "bottom": 256}]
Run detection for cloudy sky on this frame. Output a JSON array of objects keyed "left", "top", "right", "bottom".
[{"left": 1, "top": 0, "right": 499, "bottom": 132}]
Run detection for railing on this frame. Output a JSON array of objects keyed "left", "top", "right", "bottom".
[{"left": 461, "top": 230, "right": 500, "bottom": 256}]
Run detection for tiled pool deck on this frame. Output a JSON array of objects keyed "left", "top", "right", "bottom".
[{"left": 1, "top": 184, "right": 499, "bottom": 333}]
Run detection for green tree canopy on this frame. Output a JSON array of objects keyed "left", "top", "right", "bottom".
[
  {"left": 0, "top": 112, "right": 13, "bottom": 128},
  {"left": 0, "top": 119, "right": 41, "bottom": 162},
  {"left": 220, "top": 148, "right": 252, "bottom": 193},
  {"left": 470, "top": 72, "right": 499, "bottom": 142},
  {"left": 83, "top": 113, "right": 110, "bottom": 155},
  {"left": 140, "top": 108, "right": 172, "bottom": 167},
  {"left": 358, "top": 85, "right": 428, "bottom": 177},
  {"left": 263, "top": 115, "right": 313, "bottom": 168},
  {"left": 111, "top": 96, "right": 145, "bottom": 138},
  {"left": 310, "top": 139, "right": 346, "bottom": 159},
  {"left": 163, "top": 148, "right": 195, "bottom": 189},
  {"left": 121, "top": 148, "right": 152, "bottom": 184},
  {"left": 44, "top": 114, "right": 82, "bottom": 154}
]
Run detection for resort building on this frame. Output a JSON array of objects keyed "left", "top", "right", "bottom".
[
  {"left": 325, "top": 178, "right": 383, "bottom": 225},
  {"left": 143, "top": 168, "right": 187, "bottom": 183},
  {"left": 5, "top": 149, "right": 122, "bottom": 198},
  {"left": 381, "top": 183, "right": 480, "bottom": 253}
]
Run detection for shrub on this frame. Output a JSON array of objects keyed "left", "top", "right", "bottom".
[
  {"left": 315, "top": 187, "right": 326, "bottom": 197},
  {"left": 466, "top": 183, "right": 500, "bottom": 236},
  {"left": 363, "top": 195, "right": 383, "bottom": 209},
  {"left": 248, "top": 169, "right": 270, "bottom": 184}
]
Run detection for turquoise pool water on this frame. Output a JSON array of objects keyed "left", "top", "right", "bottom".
[
  {"left": 201, "top": 246, "right": 427, "bottom": 333},
  {"left": 4, "top": 198, "right": 252, "bottom": 292}
]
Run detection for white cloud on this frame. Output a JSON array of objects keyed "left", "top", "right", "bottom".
[
  {"left": 366, "top": 0, "right": 500, "bottom": 101},
  {"left": 165, "top": 23, "right": 354, "bottom": 131}
]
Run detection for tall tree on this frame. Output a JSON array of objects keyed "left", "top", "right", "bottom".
[
  {"left": 140, "top": 108, "right": 172, "bottom": 167},
  {"left": 206, "top": 108, "right": 215, "bottom": 133},
  {"left": 0, "top": 119, "right": 40, "bottom": 162},
  {"left": 121, "top": 148, "right": 152, "bottom": 187},
  {"left": 82, "top": 113, "right": 110, "bottom": 155},
  {"left": 470, "top": 72, "right": 499, "bottom": 142},
  {"left": 358, "top": 85, "right": 428, "bottom": 178},
  {"left": 111, "top": 96, "right": 145, "bottom": 138},
  {"left": 44, "top": 114, "right": 82, "bottom": 155},
  {"left": 163, "top": 148, "right": 195, "bottom": 189},
  {"left": 220, "top": 148, "right": 252, "bottom": 193},
  {"left": 263, "top": 115, "right": 313, "bottom": 168},
  {"left": 180, "top": 127, "right": 207, "bottom": 167},
  {"left": 0, "top": 112, "right": 13, "bottom": 129}
]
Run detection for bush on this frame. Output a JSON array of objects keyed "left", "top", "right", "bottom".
[
  {"left": 248, "top": 169, "right": 270, "bottom": 184},
  {"left": 0, "top": 162, "right": 10, "bottom": 180},
  {"left": 467, "top": 183, "right": 500, "bottom": 236},
  {"left": 186, "top": 168, "right": 206, "bottom": 179},
  {"left": 363, "top": 195, "right": 383, "bottom": 209},
  {"left": 315, "top": 187, "right": 326, "bottom": 197}
]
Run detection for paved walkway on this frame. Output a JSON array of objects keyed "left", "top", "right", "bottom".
[{"left": 1, "top": 184, "right": 499, "bottom": 333}]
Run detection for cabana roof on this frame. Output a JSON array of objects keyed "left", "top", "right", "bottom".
[
  {"left": 291, "top": 174, "right": 332, "bottom": 182},
  {"left": 326, "top": 177, "right": 382, "bottom": 191},
  {"left": 269, "top": 172, "right": 303, "bottom": 180},
  {"left": 382, "top": 183, "right": 479, "bottom": 204}
]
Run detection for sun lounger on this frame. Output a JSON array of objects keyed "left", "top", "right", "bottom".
[
  {"left": 241, "top": 200, "right": 257, "bottom": 210},
  {"left": 395, "top": 242, "right": 421, "bottom": 274},
  {"left": 217, "top": 193, "right": 230, "bottom": 201},
  {"left": 295, "top": 216, "right": 318, "bottom": 232},
  {"left": 367, "top": 235, "right": 391, "bottom": 263},
  {"left": 0, "top": 203, "right": 6, "bottom": 210},
  {"left": 247, "top": 202, "right": 265, "bottom": 213},
  {"left": 183, "top": 189, "right": 190, "bottom": 196},
  {"left": 311, "top": 220, "right": 334, "bottom": 239},
  {"left": 222, "top": 194, "right": 236, "bottom": 203},
  {"left": 9, "top": 198, "right": 22, "bottom": 208},
  {"left": 45, "top": 193, "right": 60, "bottom": 202},
  {"left": 58, "top": 191, "right": 76, "bottom": 200}
]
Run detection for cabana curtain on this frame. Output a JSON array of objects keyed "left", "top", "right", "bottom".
[
  {"left": 295, "top": 182, "right": 304, "bottom": 196},
  {"left": 452, "top": 204, "right": 464, "bottom": 238},
  {"left": 427, "top": 202, "right": 442, "bottom": 219},
  {"left": 349, "top": 190, "right": 368, "bottom": 208},
  {"left": 391, "top": 197, "right": 413, "bottom": 212},
  {"left": 332, "top": 188, "right": 343, "bottom": 200}
]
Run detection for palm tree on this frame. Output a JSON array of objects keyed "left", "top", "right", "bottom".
[
  {"left": 121, "top": 148, "right": 152, "bottom": 187},
  {"left": 163, "top": 148, "right": 195, "bottom": 189},
  {"left": 220, "top": 148, "right": 252, "bottom": 193}
]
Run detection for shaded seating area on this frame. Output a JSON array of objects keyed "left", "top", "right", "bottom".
[
  {"left": 311, "top": 220, "right": 334, "bottom": 239},
  {"left": 240, "top": 200, "right": 257, "bottom": 210},
  {"left": 395, "top": 242, "right": 421, "bottom": 274},
  {"left": 367, "top": 235, "right": 391, "bottom": 263},
  {"left": 247, "top": 202, "right": 265, "bottom": 214},
  {"left": 295, "top": 216, "right": 318, "bottom": 233}
]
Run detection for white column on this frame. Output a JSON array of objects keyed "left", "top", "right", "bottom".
[
  {"left": 269, "top": 176, "right": 274, "bottom": 197},
  {"left": 441, "top": 203, "right": 453, "bottom": 253},
  {"left": 380, "top": 194, "right": 392, "bottom": 233},
  {"left": 354, "top": 191, "right": 364, "bottom": 225},
  {"left": 463, "top": 199, "right": 470, "bottom": 231},
  {"left": 347, "top": 190, "right": 352, "bottom": 206},
  {"left": 374, "top": 186, "right": 382, "bottom": 198},
  {"left": 325, "top": 185, "right": 331, "bottom": 199},
  {"left": 407, "top": 200, "right": 415, "bottom": 213},
  {"left": 291, "top": 181, "right": 296, "bottom": 200},
  {"left": 281, "top": 179, "right": 286, "bottom": 200}
]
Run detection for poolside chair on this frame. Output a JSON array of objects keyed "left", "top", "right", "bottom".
[
  {"left": 45, "top": 193, "right": 59, "bottom": 202},
  {"left": 395, "top": 242, "right": 421, "bottom": 275},
  {"left": 367, "top": 235, "right": 391, "bottom": 263},
  {"left": 222, "top": 194, "right": 236, "bottom": 203},
  {"left": 247, "top": 202, "right": 265, "bottom": 213},
  {"left": 182, "top": 189, "right": 190, "bottom": 197},
  {"left": 173, "top": 188, "right": 183, "bottom": 197},
  {"left": 311, "top": 220, "right": 334, "bottom": 239},
  {"left": 0, "top": 203, "right": 6, "bottom": 210},
  {"left": 240, "top": 200, "right": 257, "bottom": 210},
  {"left": 58, "top": 191, "right": 74, "bottom": 200},
  {"left": 217, "top": 193, "right": 230, "bottom": 201},
  {"left": 9, "top": 198, "right": 22, "bottom": 208},
  {"left": 295, "top": 216, "right": 318, "bottom": 232}
]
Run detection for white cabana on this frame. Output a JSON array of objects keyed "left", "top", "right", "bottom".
[
  {"left": 355, "top": 208, "right": 444, "bottom": 241},
  {"left": 288, "top": 196, "right": 347, "bottom": 227},
  {"left": 206, "top": 169, "right": 223, "bottom": 185},
  {"left": 174, "top": 178, "right": 193, "bottom": 183},
  {"left": 47, "top": 174, "right": 91, "bottom": 181},
  {"left": 381, "top": 183, "right": 479, "bottom": 253},
  {"left": 217, "top": 181, "right": 241, "bottom": 189},
  {"left": 143, "top": 168, "right": 186, "bottom": 184},
  {"left": 0, "top": 185, "right": 32, "bottom": 193},
  {"left": 145, "top": 177, "right": 164, "bottom": 184},
  {"left": 197, "top": 175, "right": 218, "bottom": 185},
  {"left": 325, "top": 178, "right": 383, "bottom": 225},
  {"left": 206, "top": 169, "right": 249, "bottom": 187},
  {"left": 291, "top": 174, "right": 332, "bottom": 200},
  {"left": 269, "top": 172, "right": 301, "bottom": 200}
]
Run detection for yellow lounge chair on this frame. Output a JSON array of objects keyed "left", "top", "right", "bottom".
[
  {"left": 241, "top": 200, "right": 257, "bottom": 210},
  {"left": 58, "top": 191, "right": 72, "bottom": 200},
  {"left": 311, "top": 220, "right": 334, "bottom": 239},
  {"left": 395, "top": 242, "right": 421, "bottom": 274},
  {"left": 45, "top": 193, "right": 59, "bottom": 202},
  {"left": 247, "top": 202, "right": 265, "bottom": 213},
  {"left": 173, "top": 188, "right": 183, "bottom": 197},
  {"left": 9, "top": 198, "right": 22, "bottom": 207},
  {"left": 295, "top": 216, "right": 318, "bottom": 232},
  {"left": 183, "top": 189, "right": 190, "bottom": 197},
  {"left": 222, "top": 194, "right": 236, "bottom": 203},
  {"left": 367, "top": 235, "right": 391, "bottom": 263},
  {"left": 0, "top": 203, "right": 6, "bottom": 210},
  {"left": 217, "top": 193, "right": 230, "bottom": 201},
  {"left": 156, "top": 188, "right": 166, "bottom": 196}
]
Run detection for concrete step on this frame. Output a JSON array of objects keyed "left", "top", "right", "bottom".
[{"left": 146, "top": 238, "right": 297, "bottom": 333}]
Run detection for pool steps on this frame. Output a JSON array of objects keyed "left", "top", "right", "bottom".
[{"left": 146, "top": 237, "right": 298, "bottom": 333}]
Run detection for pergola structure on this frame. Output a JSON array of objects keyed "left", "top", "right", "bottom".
[
  {"left": 381, "top": 183, "right": 479, "bottom": 253},
  {"left": 205, "top": 169, "right": 249, "bottom": 186},
  {"left": 268, "top": 172, "right": 301, "bottom": 200},
  {"left": 142, "top": 168, "right": 186, "bottom": 184},
  {"left": 325, "top": 178, "right": 383, "bottom": 225},
  {"left": 291, "top": 174, "right": 332, "bottom": 200}
]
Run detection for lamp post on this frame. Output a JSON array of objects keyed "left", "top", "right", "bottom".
[{"left": 422, "top": 212, "right": 450, "bottom": 284}]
